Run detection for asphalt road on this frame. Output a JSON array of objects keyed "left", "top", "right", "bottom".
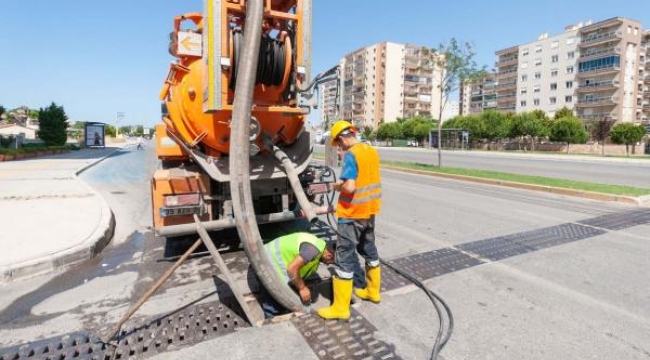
[
  {"left": 315, "top": 144, "right": 650, "bottom": 189},
  {"left": 1, "top": 145, "right": 649, "bottom": 360}
]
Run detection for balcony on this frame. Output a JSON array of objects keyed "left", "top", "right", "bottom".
[
  {"left": 496, "top": 57, "right": 518, "bottom": 67},
  {"left": 575, "top": 96, "right": 618, "bottom": 107},
  {"left": 576, "top": 80, "right": 619, "bottom": 92},
  {"left": 580, "top": 47, "right": 621, "bottom": 60},
  {"left": 579, "top": 31, "right": 622, "bottom": 47},
  {"left": 496, "top": 68, "right": 518, "bottom": 79},
  {"left": 495, "top": 81, "right": 517, "bottom": 90},
  {"left": 577, "top": 64, "right": 620, "bottom": 77}
]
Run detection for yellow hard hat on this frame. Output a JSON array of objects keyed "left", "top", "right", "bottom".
[{"left": 330, "top": 120, "right": 356, "bottom": 145}]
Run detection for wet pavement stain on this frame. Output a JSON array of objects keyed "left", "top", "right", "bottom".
[{"left": 0, "top": 231, "right": 147, "bottom": 329}]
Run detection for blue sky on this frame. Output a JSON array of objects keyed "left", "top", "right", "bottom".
[{"left": 1, "top": 1, "right": 649, "bottom": 127}]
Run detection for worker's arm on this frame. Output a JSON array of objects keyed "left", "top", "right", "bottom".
[
  {"left": 286, "top": 256, "right": 311, "bottom": 303},
  {"left": 334, "top": 150, "right": 357, "bottom": 193},
  {"left": 334, "top": 178, "right": 356, "bottom": 193}
]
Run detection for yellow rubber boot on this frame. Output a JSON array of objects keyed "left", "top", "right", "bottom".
[
  {"left": 354, "top": 266, "right": 381, "bottom": 303},
  {"left": 317, "top": 277, "right": 353, "bottom": 320}
]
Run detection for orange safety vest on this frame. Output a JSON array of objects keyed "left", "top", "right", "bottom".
[{"left": 336, "top": 143, "right": 381, "bottom": 219}]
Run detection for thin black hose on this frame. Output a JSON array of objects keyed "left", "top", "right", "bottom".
[{"left": 319, "top": 184, "right": 453, "bottom": 360}]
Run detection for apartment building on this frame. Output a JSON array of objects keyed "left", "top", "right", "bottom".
[
  {"left": 319, "top": 77, "right": 340, "bottom": 125},
  {"left": 643, "top": 31, "right": 650, "bottom": 123},
  {"left": 320, "top": 42, "right": 443, "bottom": 131},
  {"left": 491, "top": 17, "right": 648, "bottom": 124},
  {"left": 460, "top": 73, "right": 496, "bottom": 115},
  {"left": 495, "top": 46, "right": 519, "bottom": 112},
  {"left": 517, "top": 28, "right": 579, "bottom": 118}
]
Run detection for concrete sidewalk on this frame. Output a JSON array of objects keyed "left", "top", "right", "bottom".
[{"left": 0, "top": 147, "right": 123, "bottom": 283}]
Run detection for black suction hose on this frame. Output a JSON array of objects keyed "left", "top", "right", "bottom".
[{"left": 319, "top": 171, "right": 454, "bottom": 360}]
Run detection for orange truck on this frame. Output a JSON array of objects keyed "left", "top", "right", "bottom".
[{"left": 152, "top": 0, "right": 338, "bottom": 313}]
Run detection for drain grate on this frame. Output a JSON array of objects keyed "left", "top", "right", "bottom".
[
  {"left": 457, "top": 222, "right": 606, "bottom": 261},
  {"left": 292, "top": 309, "right": 401, "bottom": 360},
  {"left": 0, "top": 300, "right": 247, "bottom": 360},
  {"left": 456, "top": 236, "right": 535, "bottom": 261},
  {"left": 385, "top": 248, "right": 484, "bottom": 288},
  {"left": 579, "top": 209, "right": 650, "bottom": 230}
]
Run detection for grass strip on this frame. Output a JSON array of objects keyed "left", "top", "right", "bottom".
[{"left": 311, "top": 153, "right": 650, "bottom": 197}]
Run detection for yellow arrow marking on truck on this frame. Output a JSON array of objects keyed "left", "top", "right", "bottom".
[{"left": 181, "top": 36, "right": 201, "bottom": 50}]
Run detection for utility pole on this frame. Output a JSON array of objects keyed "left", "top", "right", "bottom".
[{"left": 116, "top": 112, "right": 125, "bottom": 137}]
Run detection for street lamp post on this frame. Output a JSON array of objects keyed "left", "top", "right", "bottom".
[{"left": 116, "top": 112, "right": 125, "bottom": 137}]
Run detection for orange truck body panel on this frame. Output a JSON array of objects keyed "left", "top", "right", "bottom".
[{"left": 151, "top": 169, "right": 212, "bottom": 229}]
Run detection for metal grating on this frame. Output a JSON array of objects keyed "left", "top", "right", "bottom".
[
  {"left": 456, "top": 236, "right": 536, "bottom": 261},
  {"left": 386, "top": 248, "right": 484, "bottom": 286},
  {"left": 0, "top": 300, "right": 247, "bottom": 360},
  {"left": 292, "top": 309, "right": 401, "bottom": 360},
  {"left": 578, "top": 209, "right": 650, "bottom": 231},
  {"left": 457, "top": 222, "right": 606, "bottom": 261}
]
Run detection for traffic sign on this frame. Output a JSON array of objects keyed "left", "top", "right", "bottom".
[{"left": 177, "top": 31, "right": 202, "bottom": 57}]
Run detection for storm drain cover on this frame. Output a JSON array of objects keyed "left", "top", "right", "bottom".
[
  {"left": 579, "top": 209, "right": 650, "bottom": 230},
  {"left": 457, "top": 222, "right": 606, "bottom": 261},
  {"left": 0, "top": 300, "right": 247, "bottom": 360},
  {"left": 292, "top": 309, "right": 401, "bottom": 360},
  {"left": 386, "top": 248, "right": 484, "bottom": 287}
]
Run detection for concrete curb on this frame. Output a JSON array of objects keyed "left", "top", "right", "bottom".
[
  {"left": 383, "top": 166, "right": 650, "bottom": 207},
  {"left": 0, "top": 147, "right": 123, "bottom": 283}
]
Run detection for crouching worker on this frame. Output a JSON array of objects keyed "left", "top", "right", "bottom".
[{"left": 261, "top": 232, "right": 336, "bottom": 319}]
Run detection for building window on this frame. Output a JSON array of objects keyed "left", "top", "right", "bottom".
[
  {"left": 565, "top": 95, "right": 573, "bottom": 103},
  {"left": 535, "top": 45, "right": 542, "bottom": 53},
  {"left": 551, "top": 69, "right": 558, "bottom": 77},
  {"left": 566, "top": 66, "right": 574, "bottom": 74},
  {"left": 520, "top": 88, "right": 527, "bottom": 95},
  {"left": 551, "top": 55, "right": 559, "bottom": 63},
  {"left": 567, "top": 51, "right": 575, "bottom": 59},
  {"left": 534, "top": 72, "right": 541, "bottom": 80},
  {"left": 550, "top": 83, "right": 557, "bottom": 90},
  {"left": 550, "top": 97, "right": 557, "bottom": 104},
  {"left": 577, "top": 56, "right": 620, "bottom": 73},
  {"left": 520, "top": 100, "right": 527, "bottom": 107},
  {"left": 521, "top": 62, "right": 528, "bottom": 69},
  {"left": 522, "top": 49, "right": 529, "bottom": 56},
  {"left": 566, "top": 37, "right": 575, "bottom": 45},
  {"left": 535, "top": 58, "right": 542, "bottom": 66},
  {"left": 521, "top": 74, "right": 528, "bottom": 82},
  {"left": 534, "top": 85, "right": 540, "bottom": 93},
  {"left": 534, "top": 98, "right": 540, "bottom": 106},
  {"left": 566, "top": 81, "right": 573, "bottom": 88},
  {"left": 551, "top": 41, "right": 559, "bottom": 49}
]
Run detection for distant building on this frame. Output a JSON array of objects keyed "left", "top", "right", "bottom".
[
  {"left": 0, "top": 124, "right": 37, "bottom": 140},
  {"left": 460, "top": 73, "right": 496, "bottom": 115},
  {"left": 491, "top": 16, "right": 649, "bottom": 124},
  {"left": 320, "top": 42, "right": 444, "bottom": 131}
]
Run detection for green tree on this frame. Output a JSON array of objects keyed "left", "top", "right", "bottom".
[
  {"left": 431, "top": 39, "right": 484, "bottom": 166},
  {"left": 376, "top": 122, "right": 403, "bottom": 144},
  {"left": 481, "top": 110, "right": 508, "bottom": 149},
  {"left": 37, "top": 102, "right": 69, "bottom": 146},
  {"left": 549, "top": 116, "right": 588, "bottom": 153},
  {"left": 610, "top": 123, "right": 646, "bottom": 156},
  {"left": 554, "top": 107, "right": 574, "bottom": 120},
  {"left": 403, "top": 116, "right": 434, "bottom": 144},
  {"left": 119, "top": 126, "right": 131, "bottom": 135},
  {"left": 519, "top": 112, "right": 548, "bottom": 151},
  {"left": 362, "top": 126, "right": 373, "bottom": 140},
  {"left": 105, "top": 124, "right": 116, "bottom": 137},
  {"left": 0, "top": 105, "right": 6, "bottom": 120}
]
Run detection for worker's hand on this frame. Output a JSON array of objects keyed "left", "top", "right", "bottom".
[{"left": 298, "top": 287, "right": 312, "bottom": 304}]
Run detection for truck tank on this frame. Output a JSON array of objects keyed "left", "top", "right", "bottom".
[{"left": 151, "top": 0, "right": 334, "bottom": 317}]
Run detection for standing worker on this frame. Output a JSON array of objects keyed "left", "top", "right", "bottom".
[
  {"left": 262, "top": 232, "right": 336, "bottom": 319},
  {"left": 317, "top": 120, "right": 382, "bottom": 320}
]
